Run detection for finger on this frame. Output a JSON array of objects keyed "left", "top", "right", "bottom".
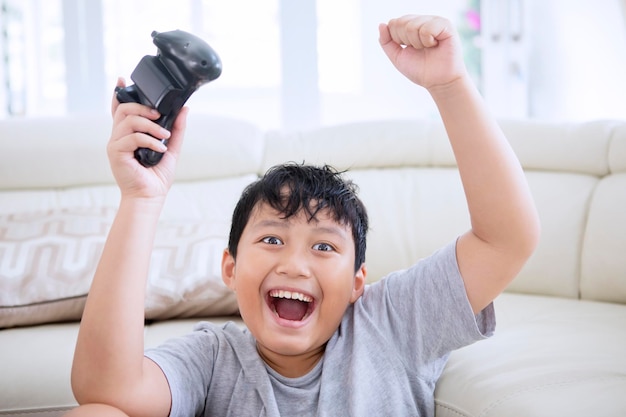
[
  {"left": 171, "top": 107, "right": 189, "bottom": 136},
  {"left": 388, "top": 15, "right": 450, "bottom": 50},
  {"left": 109, "top": 131, "right": 168, "bottom": 156},
  {"left": 111, "top": 77, "right": 126, "bottom": 117},
  {"left": 392, "top": 15, "right": 430, "bottom": 49},
  {"left": 111, "top": 113, "right": 170, "bottom": 148},
  {"left": 112, "top": 102, "right": 161, "bottom": 130},
  {"left": 416, "top": 16, "right": 454, "bottom": 47},
  {"left": 405, "top": 16, "right": 440, "bottom": 49},
  {"left": 387, "top": 15, "right": 418, "bottom": 47},
  {"left": 165, "top": 107, "right": 189, "bottom": 157}
]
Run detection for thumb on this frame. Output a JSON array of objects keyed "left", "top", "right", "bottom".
[
  {"left": 378, "top": 23, "right": 402, "bottom": 63},
  {"left": 111, "top": 77, "right": 126, "bottom": 117},
  {"left": 166, "top": 107, "right": 189, "bottom": 157}
]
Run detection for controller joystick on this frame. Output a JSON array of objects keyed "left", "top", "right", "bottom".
[{"left": 115, "top": 30, "right": 222, "bottom": 167}]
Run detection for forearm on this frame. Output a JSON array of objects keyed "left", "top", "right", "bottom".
[
  {"left": 71, "top": 197, "right": 164, "bottom": 403},
  {"left": 429, "top": 76, "right": 540, "bottom": 252},
  {"left": 380, "top": 15, "right": 540, "bottom": 312}
]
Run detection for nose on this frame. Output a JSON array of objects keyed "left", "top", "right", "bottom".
[{"left": 275, "top": 245, "right": 312, "bottom": 279}]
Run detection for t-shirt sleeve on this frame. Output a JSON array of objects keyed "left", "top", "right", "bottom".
[
  {"left": 145, "top": 322, "right": 220, "bottom": 417},
  {"left": 358, "top": 239, "right": 496, "bottom": 369}
]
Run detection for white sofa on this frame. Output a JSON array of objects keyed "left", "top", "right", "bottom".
[{"left": 1, "top": 114, "right": 625, "bottom": 416}]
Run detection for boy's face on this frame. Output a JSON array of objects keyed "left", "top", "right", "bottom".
[{"left": 222, "top": 201, "right": 366, "bottom": 376}]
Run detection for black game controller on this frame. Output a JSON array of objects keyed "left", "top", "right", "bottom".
[{"left": 115, "top": 30, "right": 222, "bottom": 167}]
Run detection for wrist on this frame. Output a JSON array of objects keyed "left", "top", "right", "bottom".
[
  {"left": 118, "top": 195, "right": 166, "bottom": 219},
  {"left": 427, "top": 73, "right": 476, "bottom": 103}
]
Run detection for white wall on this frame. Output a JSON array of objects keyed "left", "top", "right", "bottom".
[{"left": 527, "top": 0, "right": 626, "bottom": 121}]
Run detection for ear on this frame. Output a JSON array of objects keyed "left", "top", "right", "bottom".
[
  {"left": 350, "top": 263, "right": 367, "bottom": 303},
  {"left": 221, "top": 249, "right": 236, "bottom": 290}
]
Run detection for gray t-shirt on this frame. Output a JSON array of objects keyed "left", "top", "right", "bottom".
[{"left": 146, "top": 241, "right": 495, "bottom": 417}]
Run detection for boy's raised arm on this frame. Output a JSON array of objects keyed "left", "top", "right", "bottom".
[
  {"left": 379, "top": 16, "right": 541, "bottom": 313},
  {"left": 69, "top": 80, "right": 188, "bottom": 417}
]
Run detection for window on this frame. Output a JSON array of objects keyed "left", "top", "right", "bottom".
[
  {"left": 102, "top": 0, "right": 283, "bottom": 128},
  {"left": 2, "top": 0, "right": 625, "bottom": 125},
  {"left": 0, "top": 0, "right": 443, "bottom": 127},
  {"left": 1, "top": 0, "right": 64, "bottom": 116}
]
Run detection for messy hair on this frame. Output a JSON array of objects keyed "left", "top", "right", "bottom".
[{"left": 228, "top": 163, "right": 368, "bottom": 272}]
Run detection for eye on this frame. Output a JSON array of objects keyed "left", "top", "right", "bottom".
[
  {"left": 312, "top": 242, "right": 335, "bottom": 252},
  {"left": 262, "top": 236, "right": 283, "bottom": 245}
]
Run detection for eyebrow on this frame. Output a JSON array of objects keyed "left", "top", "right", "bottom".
[
  {"left": 252, "top": 219, "right": 290, "bottom": 230},
  {"left": 252, "top": 219, "right": 349, "bottom": 240},
  {"left": 314, "top": 225, "right": 350, "bottom": 240}
]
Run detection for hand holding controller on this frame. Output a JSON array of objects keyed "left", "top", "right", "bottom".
[{"left": 115, "top": 30, "right": 222, "bottom": 167}]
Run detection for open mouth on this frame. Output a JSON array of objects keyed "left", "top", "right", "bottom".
[{"left": 267, "top": 289, "right": 315, "bottom": 322}]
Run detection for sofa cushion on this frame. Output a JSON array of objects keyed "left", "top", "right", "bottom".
[
  {"left": 435, "top": 293, "right": 626, "bottom": 417},
  {"left": 508, "top": 171, "right": 598, "bottom": 298},
  {"left": 608, "top": 123, "right": 626, "bottom": 173},
  {"left": 581, "top": 174, "right": 626, "bottom": 303},
  {"left": 3, "top": 294, "right": 624, "bottom": 417},
  {"left": 0, "top": 207, "right": 109, "bottom": 328},
  {"left": 347, "top": 167, "right": 468, "bottom": 282},
  {"left": 0, "top": 317, "right": 241, "bottom": 416},
  {"left": 500, "top": 119, "right": 614, "bottom": 176},
  {"left": 0, "top": 175, "right": 256, "bottom": 328},
  {"left": 0, "top": 208, "right": 237, "bottom": 328}
]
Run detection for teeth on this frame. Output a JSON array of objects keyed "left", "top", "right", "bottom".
[{"left": 269, "top": 289, "right": 313, "bottom": 303}]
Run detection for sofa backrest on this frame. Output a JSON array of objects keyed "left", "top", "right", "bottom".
[
  {"left": 1, "top": 115, "right": 624, "bottom": 314},
  {"left": 0, "top": 114, "right": 264, "bottom": 189},
  {"left": 264, "top": 119, "right": 626, "bottom": 305}
]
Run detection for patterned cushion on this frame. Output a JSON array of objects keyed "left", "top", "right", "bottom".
[{"left": 0, "top": 207, "right": 238, "bottom": 328}]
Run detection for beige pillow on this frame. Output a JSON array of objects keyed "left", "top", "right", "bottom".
[{"left": 0, "top": 207, "right": 238, "bottom": 328}]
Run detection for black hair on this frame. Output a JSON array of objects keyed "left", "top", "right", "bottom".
[{"left": 228, "top": 163, "right": 368, "bottom": 272}]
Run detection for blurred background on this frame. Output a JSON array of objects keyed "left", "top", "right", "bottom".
[{"left": 0, "top": 0, "right": 625, "bottom": 128}]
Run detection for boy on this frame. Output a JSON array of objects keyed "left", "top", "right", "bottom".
[{"left": 66, "top": 15, "right": 540, "bottom": 417}]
